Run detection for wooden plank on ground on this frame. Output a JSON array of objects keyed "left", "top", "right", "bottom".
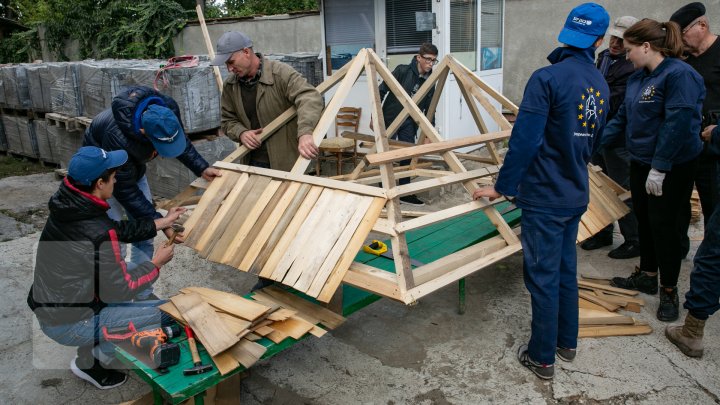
[
  {"left": 578, "top": 279, "right": 639, "bottom": 296},
  {"left": 170, "top": 293, "right": 239, "bottom": 356},
  {"left": 579, "top": 323, "right": 652, "bottom": 338},
  {"left": 578, "top": 290, "right": 620, "bottom": 312}
]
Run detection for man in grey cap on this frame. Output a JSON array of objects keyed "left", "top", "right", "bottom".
[
  {"left": 670, "top": 2, "right": 720, "bottom": 248},
  {"left": 211, "top": 31, "right": 323, "bottom": 171},
  {"left": 581, "top": 15, "right": 641, "bottom": 260}
]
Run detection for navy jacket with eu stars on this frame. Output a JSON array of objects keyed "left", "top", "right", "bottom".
[
  {"left": 495, "top": 47, "right": 610, "bottom": 212},
  {"left": 601, "top": 57, "right": 704, "bottom": 171}
]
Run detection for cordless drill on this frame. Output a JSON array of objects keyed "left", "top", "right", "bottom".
[{"left": 102, "top": 322, "right": 182, "bottom": 369}]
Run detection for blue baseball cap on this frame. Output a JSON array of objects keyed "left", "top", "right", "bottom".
[
  {"left": 68, "top": 146, "right": 128, "bottom": 186},
  {"left": 141, "top": 105, "right": 187, "bottom": 158},
  {"left": 558, "top": 3, "right": 610, "bottom": 48}
]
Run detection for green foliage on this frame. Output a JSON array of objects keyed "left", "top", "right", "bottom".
[
  {"left": 0, "top": 27, "right": 39, "bottom": 63},
  {"left": 41, "top": 0, "right": 187, "bottom": 60},
  {"left": 225, "top": 0, "right": 318, "bottom": 17}
]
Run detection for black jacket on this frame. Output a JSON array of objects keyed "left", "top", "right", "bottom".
[
  {"left": 27, "top": 179, "right": 159, "bottom": 326},
  {"left": 596, "top": 49, "right": 636, "bottom": 148},
  {"left": 83, "top": 86, "right": 209, "bottom": 220},
  {"left": 379, "top": 57, "right": 436, "bottom": 127}
]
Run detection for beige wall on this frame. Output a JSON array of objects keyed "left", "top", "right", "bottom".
[
  {"left": 173, "top": 13, "right": 322, "bottom": 56},
  {"left": 503, "top": 0, "right": 720, "bottom": 104}
]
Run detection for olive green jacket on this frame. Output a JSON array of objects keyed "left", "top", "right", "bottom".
[{"left": 220, "top": 57, "right": 323, "bottom": 171}]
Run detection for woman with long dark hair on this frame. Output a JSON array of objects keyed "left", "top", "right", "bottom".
[{"left": 604, "top": 19, "right": 704, "bottom": 321}]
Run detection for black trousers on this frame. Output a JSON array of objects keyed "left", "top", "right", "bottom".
[{"left": 630, "top": 159, "right": 698, "bottom": 287}]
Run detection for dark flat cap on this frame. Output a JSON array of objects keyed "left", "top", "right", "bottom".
[{"left": 670, "top": 2, "right": 706, "bottom": 29}]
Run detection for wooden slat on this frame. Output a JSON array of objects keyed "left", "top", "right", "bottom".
[
  {"left": 272, "top": 188, "right": 337, "bottom": 283},
  {"left": 261, "top": 285, "right": 345, "bottom": 329},
  {"left": 218, "top": 177, "right": 287, "bottom": 270},
  {"left": 579, "top": 298, "right": 608, "bottom": 312},
  {"left": 268, "top": 316, "right": 315, "bottom": 340},
  {"left": 205, "top": 176, "right": 272, "bottom": 261},
  {"left": 365, "top": 131, "right": 510, "bottom": 166},
  {"left": 292, "top": 192, "right": 366, "bottom": 293},
  {"left": 317, "top": 196, "right": 388, "bottom": 302},
  {"left": 184, "top": 171, "right": 242, "bottom": 247},
  {"left": 214, "top": 161, "right": 386, "bottom": 198},
  {"left": 249, "top": 292, "right": 327, "bottom": 337},
  {"left": 239, "top": 182, "right": 302, "bottom": 272},
  {"left": 193, "top": 173, "right": 252, "bottom": 254},
  {"left": 451, "top": 55, "right": 519, "bottom": 115},
  {"left": 223, "top": 180, "right": 289, "bottom": 267},
  {"left": 578, "top": 279, "right": 639, "bottom": 296},
  {"left": 579, "top": 324, "right": 652, "bottom": 338},
  {"left": 227, "top": 339, "right": 267, "bottom": 369},
  {"left": 253, "top": 184, "right": 313, "bottom": 276},
  {"left": 305, "top": 196, "right": 374, "bottom": 297},
  {"left": 344, "top": 262, "right": 401, "bottom": 300},
  {"left": 395, "top": 199, "right": 506, "bottom": 234},
  {"left": 387, "top": 166, "right": 500, "bottom": 199},
  {"left": 170, "top": 293, "right": 239, "bottom": 356},
  {"left": 578, "top": 290, "right": 620, "bottom": 312},
  {"left": 259, "top": 186, "right": 323, "bottom": 279},
  {"left": 180, "top": 287, "right": 271, "bottom": 322}
]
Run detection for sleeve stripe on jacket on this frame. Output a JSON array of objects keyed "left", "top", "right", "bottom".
[{"left": 108, "top": 229, "right": 159, "bottom": 289}]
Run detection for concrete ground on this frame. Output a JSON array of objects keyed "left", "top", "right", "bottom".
[{"left": 1, "top": 172, "right": 718, "bottom": 404}]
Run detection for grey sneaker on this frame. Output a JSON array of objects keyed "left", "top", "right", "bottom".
[
  {"left": 517, "top": 344, "right": 554, "bottom": 379},
  {"left": 556, "top": 347, "right": 576, "bottom": 362}
]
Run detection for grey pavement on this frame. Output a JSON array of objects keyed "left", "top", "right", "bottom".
[{"left": 0, "top": 173, "right": 718, "bottom": 404}]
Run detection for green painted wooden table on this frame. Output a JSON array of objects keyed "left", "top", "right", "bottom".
[{"left": 114, "top": 202, "right": 521, "bottom": 404}]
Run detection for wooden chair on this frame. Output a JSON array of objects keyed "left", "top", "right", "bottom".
[{"left": 316, "top": 107, "right": 361, "bottom": 176}]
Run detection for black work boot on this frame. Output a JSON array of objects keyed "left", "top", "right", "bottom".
[
  {"left": 71, "top": 346, "right": 127, "bottom": 390},
  {"left": 657, "top": 287, "right": 680, "bottom": 322},
  {"left": 665, "top": 313, "right": 706, "bottom": 357},
  {"left": 611, "top": 267, "right": 658, "bottom": 294},
  {"left": 608, "top": 241, "right": 641, "bottom": 259},
  {"left": 580, "top": 233, "right": 613, "bottom": 250}
]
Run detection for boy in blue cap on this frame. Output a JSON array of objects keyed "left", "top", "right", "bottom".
[
  {"left": 474, "top": 3, "right": 610, "bottom": 379},
  {"left": 28, "top": 146, "right": 185, "bottom": 389},
  {"left": 84, "top": 86, "right": 221, "bottom": 299}
]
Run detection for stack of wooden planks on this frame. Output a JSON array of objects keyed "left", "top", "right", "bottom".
[
  {"left": 578, "top": 278, "right": 652, "bottom": 338},
  {"left": 159, "top": 285, "right": 345, "bottom": 375},
  {"left": 182, "top": 163, "right": 386, "bottom": 302}
]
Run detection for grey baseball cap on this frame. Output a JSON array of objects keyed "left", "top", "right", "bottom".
[
  {"left": 211, "top": 31, "right": 253, "bottom": 66},
  {"left": 607, "top": 16, "right": 639, "bottom": 38}
]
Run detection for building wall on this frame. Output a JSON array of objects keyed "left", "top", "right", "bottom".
[
  {"left": 504, "top": 0, "right": 720, "bottom": 105},
  {"left": 173, "top": 13, "right": 323, "bottom": 56}
]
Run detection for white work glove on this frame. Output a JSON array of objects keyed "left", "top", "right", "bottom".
[{"left": 645, "top": 168, "right": 666, "bottom": 196}]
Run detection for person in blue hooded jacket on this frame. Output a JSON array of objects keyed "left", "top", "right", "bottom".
[
  {"left": 474, "top": 3, "right": 610, "bottom": 380},
  {"left": 84, "top": 86, "right": 222, "bottom": 299},
  {"left": 603, "top": 19, "right": 704, "bottom": 323}
]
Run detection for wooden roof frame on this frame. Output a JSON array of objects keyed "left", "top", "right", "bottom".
[{"left": 175, "top": 49, "right": 627, "bottom": 305}]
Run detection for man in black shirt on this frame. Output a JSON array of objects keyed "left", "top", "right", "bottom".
[{"left": 671, "top": 2, "right": 720, "bottom": 246}]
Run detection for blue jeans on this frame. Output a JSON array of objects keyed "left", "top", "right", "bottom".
[
  {"left": 392, "top": 118, "right": 418, "bottom": 186},
  {"left": 40, "top": 301, "right": 173, "bottom": 361},
  {"left": 684, "top": 203, "right": 720, "bottom": 320},
  {"left": 107, "top": 175, "right": 155, "bottom": 299},
  {"left": 521, "top": 208, "right": 583, "bottom": 365}
]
